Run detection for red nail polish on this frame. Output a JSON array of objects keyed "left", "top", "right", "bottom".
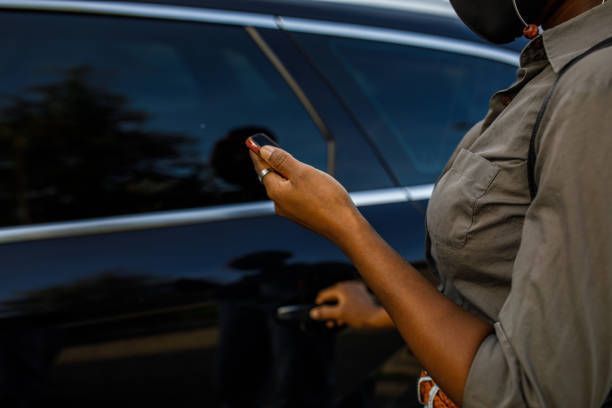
[{"left": 245, "top": 137, "right": 261, "bottom": 154}]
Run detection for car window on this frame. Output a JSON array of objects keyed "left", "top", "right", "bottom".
[
  {"left": 0, "top": 12, "right": 326, "bottom": 228},
  {"left": 293, "top": 33, "right": 517, "bottom": 186}
]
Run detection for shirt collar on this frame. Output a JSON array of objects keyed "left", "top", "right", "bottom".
[
  {"left": 542, "top": 1, "right": 612, "bottom": 73},
  {"left": 519, "top": 36, "right": 547, "bottom": 69}
]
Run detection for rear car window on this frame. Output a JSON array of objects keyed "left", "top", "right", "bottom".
[
  {"left": 293, "top": 33, "right": 517, "bottom": 186},
  {"left": 0, "top": 12, "right": 326, "bottom": 227}
]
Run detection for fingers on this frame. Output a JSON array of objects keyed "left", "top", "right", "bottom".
[
  {"left": 259, "top": 146, "right": 302, "bottom": 178},
  {"left": 311, "top": 284, "right": 344, "bottom": 324},
  {"left": 310, "top": 285, "right": 343, "bottom": 324},
  {"left": 310, "top": 281, "right": 375, "bottom": 330},
  {"left": 325, "top": 320, "right": 345, "bottom": 329},
  {"left": 249, "top": 150, "right": 269, "bottom": 173},
  {"left": 315, "top": 286, "right": 341, "bottom": 305},
  {"left": 310, "top": 304, "right": 340, "bottom": 321},
  {"left": 249, "top": 150, "right": 285, "bottom": 194}
]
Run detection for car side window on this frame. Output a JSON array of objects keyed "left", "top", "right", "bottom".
[
  {"left": 292, "top": 33, "right": 517, "bottom": 186},
  {"left": 0, "top": 12, "right": 326, "bottom": 228}
]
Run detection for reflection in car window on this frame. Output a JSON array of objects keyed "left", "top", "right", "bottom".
[
  {"left": 293, "top": 33, "right": 517, "bottom": 186},
  {"left": 0, "top": 13, "right": 325, "bottom": 227}
]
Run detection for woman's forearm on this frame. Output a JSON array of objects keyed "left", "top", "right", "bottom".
[{"left": 333, "top": 211, "right": 492, "bottom": 404}]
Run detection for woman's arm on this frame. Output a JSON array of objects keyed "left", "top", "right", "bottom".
[
  {"left": 250, "top": 148, "right": 491, "bottom": 404},
  {"left": 328, "top": 207, "right": 492, "bottom": 403}
]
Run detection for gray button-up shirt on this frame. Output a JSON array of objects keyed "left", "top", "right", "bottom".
[{"left": 425, "top": 3, "right": 612, "bottom": 406}]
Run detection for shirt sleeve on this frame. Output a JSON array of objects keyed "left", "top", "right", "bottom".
[{"left": 462, "top": 70, "right": 612, "bottom": 407}]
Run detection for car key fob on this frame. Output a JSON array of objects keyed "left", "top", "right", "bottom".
[{"left": 245, "top": 133, "right": 279, "bottom": 155}]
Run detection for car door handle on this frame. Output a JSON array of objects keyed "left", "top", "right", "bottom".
[
  {"left": 276, "top": 301, "right": 337, "bottom": 321},
  {"left": 276, "top": 304, "right": 314, "bottom": 321}
]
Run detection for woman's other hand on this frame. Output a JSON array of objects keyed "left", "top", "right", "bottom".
[
  {"left": 309, "top": 281, "right": 394, "bottom": 330},
  {"left": 249, "top": 146, "right": 363, "bottom": 244}
]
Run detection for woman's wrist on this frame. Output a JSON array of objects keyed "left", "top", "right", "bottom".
[
  {"left": 365, "top": 306, "right": 395, "bottom": 330},
  {"left": 327, "top": 207, "right": 371, "bottom": 249}
]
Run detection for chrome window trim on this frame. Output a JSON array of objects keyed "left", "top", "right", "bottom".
[
  {"left": 276, "top": 17, "right": 520, "bottom": 66},
  {"left": 0, "top": 186, "right": 433, "bottom": 244},
  {"left": 304, "top": 0, "right": 457, "bottom": 18},
  {"left": 0, "top": 0, "right": 278, "bottom": 28},
  {"left": 406, "top": 184, "right": 434, "bottom": 201},
  {"left": 0, "top": 0, "right": 458, "bottom": 21}
]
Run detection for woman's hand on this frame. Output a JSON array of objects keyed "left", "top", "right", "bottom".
[
  {"left": 310, "top": 281, "right": 395, "bottom": 330},
  {"left": 249, "top": 146, "right": 363, "bottom": 244}
]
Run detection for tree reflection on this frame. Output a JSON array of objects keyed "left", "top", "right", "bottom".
[
  {"left": 3, "top": 272, "right": 153, "bottom": 317},
  {"left": 0, "top": 66, "right": 204, "bottom": 226}
]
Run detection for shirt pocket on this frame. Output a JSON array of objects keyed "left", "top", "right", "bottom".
[{"left": 427, "top": 148, "right": 500, "bottom": 248}]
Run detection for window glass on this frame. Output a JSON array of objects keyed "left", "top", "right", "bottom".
[
  {"left": 0, "top": 13, "right": 326, "bottom": 227},
  {"left": 293, "top": 34, "right": 517, "bottom": 186}
]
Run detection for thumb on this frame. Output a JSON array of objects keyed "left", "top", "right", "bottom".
[{"left": 259, "top": 146, "right": 301, "bottom": 178}]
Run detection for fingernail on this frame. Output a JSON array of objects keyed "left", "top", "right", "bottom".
[
  {"left": 245, "top": 138, "right": 259, "bottom": 154},
  {"left": 260, "top": 146, "right": 273, "bottom": 160},
  {"left": 310, "top": 309, "right": 319, "bottom": 319}
]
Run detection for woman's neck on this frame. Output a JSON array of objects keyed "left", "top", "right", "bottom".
[{"left": 542, "top": 0, "right": 603, "bottom": 29}]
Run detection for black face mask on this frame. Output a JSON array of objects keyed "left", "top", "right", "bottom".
[{"left": 449, "top": 0, "right": 548, "bottom": 44}]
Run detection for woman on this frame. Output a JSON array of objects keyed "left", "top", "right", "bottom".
[{"left": 249, "top": 0, "right": 612, "bottom": 406}]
